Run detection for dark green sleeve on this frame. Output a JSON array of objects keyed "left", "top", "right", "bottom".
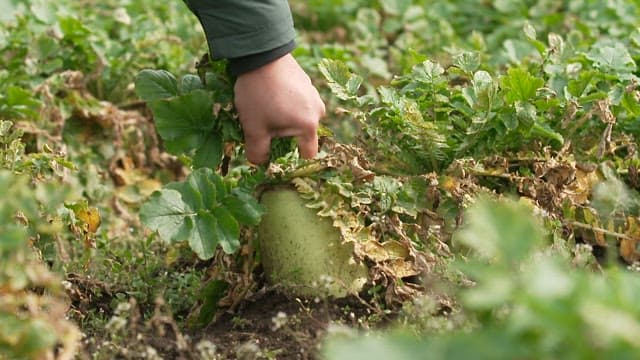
[{"left": 184, "top": 0, "right": 296, "bottom": 60}]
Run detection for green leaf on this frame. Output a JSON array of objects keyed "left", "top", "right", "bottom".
[
  {"left": 192, "top": 133, "right": 223, "bottom": 169},
  {"left": 453, "top": 51, "right": 481, "bottom": 74},
  {"left": 140, "top": 189, "right": 194, "bottom": 244},
  {"left": 325, "top": 332, "right": 432, "bottom": 360},
  {"left": 319, "top": 59, "right": 363, "bottom": 100},
  {"left": 0, "top": 315, "right": 58, "bottom": 357},
  {"left": 522, "top": 22, "right": 546, "bottom": 55},
  {"left": 621, "top": 91, "right": 640, "bottom": 116},
  {"left": 472, "top": 71, "right": 498, "bottom": 110},
  {"left": 522, "top": 21, "right": 537, "bottom": 41},
  {"left": 0, "top": 227, "right": 27, "bottom": 257},
  {"left": 149, "top": 90, "right": 215, "bottom": 156},
  {"left": 209, "top": 170, "right": 227, "bottom": 202},
  {"left": 179, "top": 74, "right": 204, "bottom": 94},
  {"left": 379, "top": 0, "right": 412, "bottom": 16},
  {"left": 632, "top": 29, "right": 640, "bottom": 47},
  {"left": 33, "top": 34, "right": 58, "bottom": 60},
  {"left": 211, "top": 207, "right": 240, "bottom": 254},
  {"left": 30, "top": 0, "right": 57, "bottom": 23},
  {"left": 223, "top": 188, "right": 264, "bottom": 226},
  {"left": 58, "top": 16, "right": 90, "bottom": 41},
  {"left": 503, "top": 39, "right": 537, "bottom": 64},
  {"left": 514, "top": 101, "right": 536, "bottom": 128},
  {"left": 135, "top": 69, "right": 179, "bottom": 102},
  {"left": 494, "top": 0, "right": 522, "bottom": 13},
  {"left": 454, "top": 197, "right": 544, "bottom": 263},
  {"left": 171, "top": 168, "right": 220, "bottom": 210},
  {"left": 567, "top": 70, "right": 598, "bottom": 98},
  {"left": 189, "top": 279, "right": 229, "bottom": 328},
  {"left": 167, "top": 175, "right": 205, "bottom": 211},
  {"left": 0, "top": 0, "right": 18, "bottom": 22},
  {"left": 530, "top": 121, "right": 564, "bottom": 144},
  {"left": 269, "top": 136, "right": 297, "bottom": 161},
  {"left": 141, "top": 168, "right": 249, "bottom": 258},
  {"left": 4, "top": 86, "right": 41, "bottom": 118},
  {"left": 411, "top": 60, "right": 445, "bottom": 85},
  {"left": 501, "top": 67, "right": 544, "bottom": 104},
  {"left": 586, "top": 42, "right": 636, "bottom": 76},
  {"left": 190, "top": 211, "right": 218, "bottom": 259}
]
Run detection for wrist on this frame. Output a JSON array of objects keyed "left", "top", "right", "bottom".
[{"left": 228, "top": 40, "right": 296, "bottom": 76}]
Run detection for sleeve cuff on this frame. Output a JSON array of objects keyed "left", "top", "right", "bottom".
[{"left": 228, "top": 40, "right": 296, "bottom": 76}]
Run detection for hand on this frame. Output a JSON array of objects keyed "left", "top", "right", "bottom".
[{"left": 234, "top": 53, "right": 325, "bottom": 164}]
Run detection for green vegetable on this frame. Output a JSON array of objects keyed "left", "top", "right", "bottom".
[{"left": 259, "top": 188, "right": 368, "bottom": 298}]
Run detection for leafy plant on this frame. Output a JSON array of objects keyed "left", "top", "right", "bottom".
[
  {"left": 140, "top": 167, "right": 262, "bottom": 259},
  {"left": 326, "top": 197, "right": 640, "bottom": 359},
  {"left": 135, "top": 67, "right": 238, "bottom": 169},
  {"left": 0, "top": 171, "right": 80, "bottom": 359},
  {"left": 135, "top": 64, "right": 266, "bottom": 259},
  {"left": 1, "top": 0, "right": 639, "bottom": 357},
  {"left": 319, "top": 59, "right": 450, "bottom": 174}
]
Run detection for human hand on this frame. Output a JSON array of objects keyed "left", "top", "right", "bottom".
[{"left": 233, "top": 53, "right": 325, "bottom": 164}]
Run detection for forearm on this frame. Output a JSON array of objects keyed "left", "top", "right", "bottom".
[{"left": 184, "top": 0, "right": 296, "bottom": 75}]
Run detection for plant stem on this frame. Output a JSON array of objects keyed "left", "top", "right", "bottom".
[{"left": 567, "top": 220, "right": 633, "bottom": 241}]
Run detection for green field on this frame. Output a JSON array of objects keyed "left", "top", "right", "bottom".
[{"left": 1, "top": 0, "right": 640, "bottom": 359}]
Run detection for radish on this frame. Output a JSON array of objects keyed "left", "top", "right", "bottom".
[{"left": 259, "top": 187, "right": 368, "bottom": 298}]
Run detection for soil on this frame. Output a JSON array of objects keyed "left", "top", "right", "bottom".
[
  {"left": 74, "top": 285, "right": 380, "bottom": 359},
  {"left": 192, "top": 291, "right": 376, "bottom": 360}
]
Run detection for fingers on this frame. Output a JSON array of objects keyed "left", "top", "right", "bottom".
[
  {"left": 297, "top": 126, "right": 319, "bottom": 160},
  {"left": 244, "top": 132, "right": 271, "bottom": 165},
  {"left": 243, "top": 109, "right": 323, "bottom": 164},
  {"left": 294, "top": 97, "right": 324, "bottom": 160},
  {"left": 318, "top": 94, "right": 327, "bottom": 118},
  {"left": 297, "top": 95, "right": 324, "bottom": 159},
  {"left": 233, "top": 53, "right": 325, "bottom": 164},
  {"left": 245, "top": 132, "right": 317, "bottom": 164}
]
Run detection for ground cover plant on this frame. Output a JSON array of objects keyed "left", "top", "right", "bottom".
[{"left": 0, "top": 0, "right": 639, "bottom": 359}]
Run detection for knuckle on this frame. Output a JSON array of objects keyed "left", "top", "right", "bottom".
[
  {"left": 318, "top": 101, "right": 327, "bottom": 117},
  {"left": 299, "top": 116, "right": 319, "bottom": 133}
]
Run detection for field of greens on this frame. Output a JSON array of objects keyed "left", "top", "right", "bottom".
[{"left": 1, "top": 0, "right": 640, "bottom": 359}]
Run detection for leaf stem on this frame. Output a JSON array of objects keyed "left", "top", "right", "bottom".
[{"left": 567, "top": 220, "right": 633, "bottom": 241}]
